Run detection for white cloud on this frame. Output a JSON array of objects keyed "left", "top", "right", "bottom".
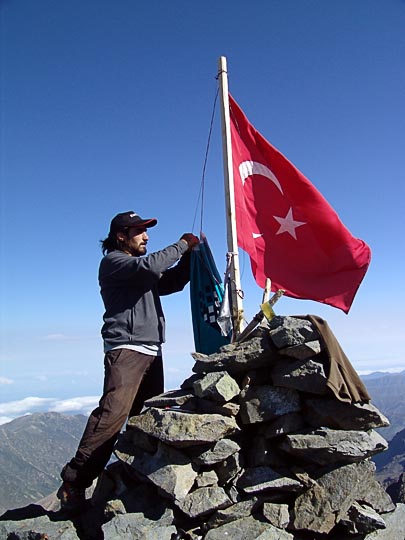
[
  {"left": 0, "top": 377, "right": 13, "bottom": 385},
  {"left": 52, "top": 397, "right": 98, "bottom": 414},
  {"left": 0, "top": 395, "right": 99, "bottom": 425},
  {"left": 0, "top": 397, "right": 54, "bottom": 415}
]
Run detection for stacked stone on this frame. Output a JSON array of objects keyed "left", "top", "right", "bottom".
[{"left": 108, "top": 316, "right": 397, "bottom": 540}]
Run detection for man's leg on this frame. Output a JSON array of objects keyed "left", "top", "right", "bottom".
[
  {"left": 60, "top": 349, "right": 159, "bottom": 490},
  {"left": 129, "top": 354, "right": 164, "bottom": 417}
]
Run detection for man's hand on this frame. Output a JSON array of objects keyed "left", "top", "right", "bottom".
[{"left": 180, "top": 233, "right": 199, "bottom": 250}]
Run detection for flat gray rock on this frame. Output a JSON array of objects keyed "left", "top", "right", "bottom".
[
  {"left": 0, "top": 516, "right": 79, "bottom": 540},
  {"left": 195, "top": 470, "right": 219, "bottom": 488},
  {"left": 237, "top": 466, "right": 302, "bottom": 494},
  {"left": 191, "top": 438, "right": 240, "bottom": 466},
  {"left": 143, "top": 389, "right": 194, "bottom": 408},
  {"left": 207, "top": 498, "right": 259, "bottom": 529},
  {"left": 205, "top": 515, "right": 294, "bottom": 539},
  {"left": 271, "top": 358, "right": 328, "bottom": 395},
  {"left": 102, "top": 513, "right": 176, "bottom": 540},
  {"left": 176, "top": 486, "right": 232, "bottom": 518},
  {"left": 281, "top": 428, "right": 388, "bottom": 465},
  {"left": 262, "top": 502, "right": 290, "bottom": 529},
  {"left": 268, "top": 316, "right": 318, "bottom": 348},
  {"left": 303, "top": 398, "right": 390, "bottom": 430},
  {"left": 192, "top": 335, "right": 275, "bottom": 375},
  {"left": 115, "top": 441, "right": 197, "bottom": 501},
  {"left": 278, "top": 340, "right": 321, "bottom": 360},
  {"left": 239, "top": 385, "right": 301, "bottom": 424},
  {"left": 255, "top": 528, "right": 294, "bottom": 540},
  {"left": 193, "top": 371, "right": 240, "bottom": 403},
  {"left": 128, "top": 407, "right": 240, "bottom": 447}
]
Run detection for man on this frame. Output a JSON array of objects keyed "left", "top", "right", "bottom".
[{"left": 57, "top": 211, "right": 199, "bottom": 510}]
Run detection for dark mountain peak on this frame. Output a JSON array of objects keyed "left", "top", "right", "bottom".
[{"left": 0, "top": 412, "right": 87, "bottom": 514}]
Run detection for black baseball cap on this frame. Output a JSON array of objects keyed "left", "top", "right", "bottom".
[{"left": 109, "top": 211, "right": 157, "bottom": 235}]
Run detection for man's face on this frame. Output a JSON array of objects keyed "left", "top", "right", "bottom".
[{"left": 120, "top": 226, "right": 149, "bottom": 256}]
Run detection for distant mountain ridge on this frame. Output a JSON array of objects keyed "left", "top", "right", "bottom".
[
  {"left": 360, "top": 371, "right": 405, "bottom": 487},
  {"left": 0, "top": 369, "right": 404, "bottom": 514},
  {"left": 361, "top": 369, "right": 405, "bottom": 381},
  {"left": 374, "top": 427, "right": 405, "bottom": 487},
  {"left": 361, "top": 370, "right": 405, "bottom": 441},
  {"left": 0, "top": 412, "right": 87, "bottom": 514}
]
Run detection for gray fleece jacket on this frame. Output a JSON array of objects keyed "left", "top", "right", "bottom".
[{"left": 99, "top": 240, "right": 190, "bottom": 350}]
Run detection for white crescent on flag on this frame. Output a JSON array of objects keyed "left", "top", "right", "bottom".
[
  {"left": 239, "top": 160, "right": 292, "bottom": 239},
  {"left": 238, "top": 160, "right": 283, "bottom": 194}
]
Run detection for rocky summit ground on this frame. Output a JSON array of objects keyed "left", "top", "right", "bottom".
[{"left": 1, "top": 316, "right": 405, "bottom": 540}]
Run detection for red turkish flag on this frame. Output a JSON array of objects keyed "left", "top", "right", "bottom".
[{"left": 229, "top": 94, "right": 371, "bottom": 313}]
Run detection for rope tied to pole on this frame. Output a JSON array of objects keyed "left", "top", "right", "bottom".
[{"left": 191, "top": 86, "right": 220, "bottom": 234}]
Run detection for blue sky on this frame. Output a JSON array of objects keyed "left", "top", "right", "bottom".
[{"left": 1, "top": 0, "right": 404, "bottom": 424}]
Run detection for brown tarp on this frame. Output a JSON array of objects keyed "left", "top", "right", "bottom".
[{"left": 302, "top": 315, "right": 371, "bottom": 403}]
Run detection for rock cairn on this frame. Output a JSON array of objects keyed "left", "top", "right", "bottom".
[
  {"left": 101, "top": 315, "right": 399, "bottom": 539},
  {"left": 2, "top": 315, "right": 403, "bottom": 540}
]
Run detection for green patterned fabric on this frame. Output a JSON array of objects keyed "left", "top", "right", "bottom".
[{"left": 190, "top": 235, "right": 231, "bottom": 354}]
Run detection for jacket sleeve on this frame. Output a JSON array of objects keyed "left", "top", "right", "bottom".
[
  {"left": 99, "top": 242, "right": 189, "bottom": 284},
  {"left": 158, "top": 250, "right": 191, "bottom": 296}
]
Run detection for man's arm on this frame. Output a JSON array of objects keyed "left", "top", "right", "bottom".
[
  {"left": 158, "top": 233, "right": 199, "bottom": 295},
  {"left": 99, "top": 234, "right": 198, "bottom": 286}
]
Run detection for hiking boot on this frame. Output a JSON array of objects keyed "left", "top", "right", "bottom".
[{"left": 57, "top": 481, "right": 86, "bottom": 511}]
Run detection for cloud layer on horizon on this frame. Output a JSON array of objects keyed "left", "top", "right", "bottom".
[{"left": 0, "top": 395, "right": 99, "bottom": 426}]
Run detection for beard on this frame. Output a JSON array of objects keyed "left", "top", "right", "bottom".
[{"left": 127, "top": 241, "right": 147, "bottom": 257}]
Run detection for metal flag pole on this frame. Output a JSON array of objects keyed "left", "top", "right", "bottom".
[{"left": 217, "top": 56, "right": 244, "bottom": 336}]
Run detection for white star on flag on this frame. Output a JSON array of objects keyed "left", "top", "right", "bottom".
[{"left": 274, "top": 207, "right": 306, "bottom": 240}]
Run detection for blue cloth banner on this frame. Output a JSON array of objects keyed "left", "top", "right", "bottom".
[{"left": 190, "top": 234, "right": 231, "bottom": 354}]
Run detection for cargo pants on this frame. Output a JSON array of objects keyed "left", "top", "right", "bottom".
[{"left": 61, "top": 348, "right": 163, "bottom": 488}]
